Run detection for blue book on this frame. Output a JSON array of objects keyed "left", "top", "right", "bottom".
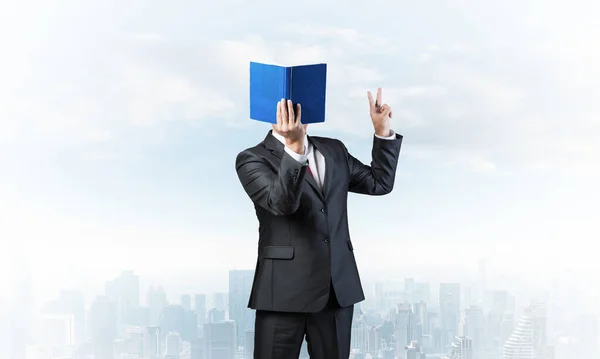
[{"left": 249, "top": 62, "right": 327, "bottom": 124}]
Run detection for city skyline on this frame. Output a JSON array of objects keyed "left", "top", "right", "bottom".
[{"left": 2, "top": 268, "right": 597, "bottom": 359}]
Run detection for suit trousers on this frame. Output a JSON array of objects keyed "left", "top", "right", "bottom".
[{"left": 253, "top": 285, "right": 354, "bottom": 359}]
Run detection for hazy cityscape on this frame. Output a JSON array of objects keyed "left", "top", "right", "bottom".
[
  {"left": 0, "top": 260, "right": 597, "bottom": 359},
  {"left": 2, "top": 1, "right": 599, "bottom": 359}
]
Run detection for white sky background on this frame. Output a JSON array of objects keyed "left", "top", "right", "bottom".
[{"left": 0, "top": 0, "right": 599, "bottom": 301}]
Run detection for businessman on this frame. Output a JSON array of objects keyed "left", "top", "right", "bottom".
[{"left": 235, "top": 88, "right": 402, "bottom": 359}]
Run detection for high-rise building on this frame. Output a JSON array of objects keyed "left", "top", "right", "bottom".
[
  {"left": 351, "top": 314, "right": 368, "bottom": 355},
  {"left": 208, "top": 308, "right": 226, "bottom": 323},
  {"left": 412, "top": 302, "right": 428, "bottom": 339},
  {"left": 159, "top": 304, "right": 196, "bottom": 343},
  {"left": 463, "top": 305, "right": 486, "bottom": 358},
  {"left": 405, "top": 340, "right": 425, "bottom": 359},
  {"left": 228, "top": 269, "right": 255, "bottom": 346},
  {"left": 212, "top": 293, "right": 228, "bottom": 311},
  {"left": 37, "top": 313, "right": 76, "bottom": 357},
  {"left": 89, "top": 295, "right": 117, "bottom": 359},
  {"left": 143, "top": 326, "right": 160, "bottom": 359},
  {"left": 165, "top": 331, "right": 181, "bottom": 359},
  {"left": 194, "top": 294, "right": 207, "bottom": 326},
  {"left": 41, "top": 290, "right": 85, "bottom": 346},
  {"left": 445, "top": 336, "right": 473, "bottom": 359},
  {"left": 115, "top": 325, "right": 144, "bottom": 358},
  {"left": 160, "top": 305, "right": 185, "bottom": 343},
  {"left": 395, "top": 303, "right": 417, "bottom": 358},
  {"left": 244, "top": 330, "right": 254, "bottom": 359},
  {"left": 413, "top": 283, "right": 430, "bottom": 306},
  {"left": 439, "top": 283, "right": 461, "bottom": 349},
  {"left": 105, "top": 270, "right": 140, "bottom": 334},
  {"left": 183, "top": 309, "right": 198, "bottom": 341},
  {"left": 367, "top": 325, "right": 382, "bottom": 356},
  {"left": 190, "top": 337, "right": 204, "bottom": 359},
  {"left": 203, "top": 320, "right": 236, "bottom": 359},
  {"left": 146, "top": 285, "right": 168, "bottom": 326},
  {"left": 503, "top": 303, "right": 549, "bottom": 359},
  {"left": 181, "top": 294, "right": 192, "bottom": 312}
]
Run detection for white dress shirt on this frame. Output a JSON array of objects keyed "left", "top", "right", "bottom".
[{"left": 271, "top": 130, "right": 396, "bottom": 190}]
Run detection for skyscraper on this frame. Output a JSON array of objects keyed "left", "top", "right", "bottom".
[
  {"left": 405, "top": 340, "right": 424, "bottom": 359},
  {"left": 413, "top": 282, "right": 430, "bottom": 304},
  {"left": 351, "top": 313, "right": 368, "bottom": 355},
  {"left": 105, "top": 270, "right": 140, "bottom": 334},
  {"left": 89, "top": 296, "right": 117, "bottom": 359},
  {"left": 228, "top": 269, "right": 255, "bottom": 346},
  {"left": 203, "top": 321, "right": 236, "bottom": 359},
  {"left": 212, "top": 292, "right": 228, "bottom": 311},
  {"left": 244, "top": 330, "right": 254, "bottom": 359},
  {"left": 143, "top": 326, "right": 160, "bottom": 359},
  {"left": 165, "top": 331, "right": 181, "bottom": 359},
  {"left": 503, "top": 303, "right": 549, "bottom": 359},
  {"left": 439, "top": 283, "right": 461, "bottom": 349},
  {"left": 41, "top": 290, "right": 85, "bottom": 346},
  {"left": 181, "top": 294, "right": 192, "bottom": 312},
  {"left": 194, "top": 294, "right": 207, "bottom": 326},
  {"left": 463, "top": 306, "right": 486, "bottom": 358},
  {"left": 395, "top": 303, "right": 417, "bottom": 358},
  {"left": 446, "top": 336, "right": 473, "bottom": 359},
  {"left": 146, "top": 285, "right": 168, "bottom": 326},
  {"left": 38, "top": 313, "right": 76, "bottom": 357},
  {"left": 159, "top": 305, "right": 194, "bottom": 342}
]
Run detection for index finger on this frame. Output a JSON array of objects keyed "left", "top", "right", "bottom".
[
  {"left": 276, "top": 100, "right": 283, "bottom": 127},
  {"left": 367, "top": 91, "right": 375, "bottom": 108}
]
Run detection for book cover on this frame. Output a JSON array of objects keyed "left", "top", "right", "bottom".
[{"left": 249, "top": 61, "right": 327, "bottom": 124}]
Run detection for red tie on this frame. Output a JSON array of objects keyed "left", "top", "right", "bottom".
[{"left": 307, "top": 166, "right": 315, "bottom": 179}]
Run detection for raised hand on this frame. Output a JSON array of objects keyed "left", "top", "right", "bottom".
[
  {"left": 367, "top": 88, "right": 392, "bottom": 137},
  {"left": 272, "top": 99, "right": 307, "bottom": 154}
]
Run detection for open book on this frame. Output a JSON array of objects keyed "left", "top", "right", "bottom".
[{"left": 249, "top": 62, "right": 327, "bottom": 124}]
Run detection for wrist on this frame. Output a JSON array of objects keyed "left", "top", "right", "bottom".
[
  {"left": 375, "top": 128, "right": 391, "bottom": 137},
  {"left": 285, "top": 139, "right": 305, "bottom": 155}
]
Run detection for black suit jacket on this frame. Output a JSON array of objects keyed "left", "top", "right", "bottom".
[{"left": 235, "top": 130, "right": 402, "bottom": 313}]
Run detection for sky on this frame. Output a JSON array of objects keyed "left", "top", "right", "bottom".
[{"left": 0, "top": 0, "right": 599, "bottom": 299}]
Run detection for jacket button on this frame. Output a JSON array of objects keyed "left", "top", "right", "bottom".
[
  {"left": 323, "top": 237, "right": 330, "bottom": 243},
  {"left": 320, "top": 208, "right": 327, "bottom": 213}
]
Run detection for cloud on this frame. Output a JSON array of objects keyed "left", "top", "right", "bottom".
[{"left": 1, "top": 0, "right": 599, "bottom": 175}]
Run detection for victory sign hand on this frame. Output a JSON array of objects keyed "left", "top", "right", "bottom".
[{"left": 367, "top": 88, "right": 392, "bottom": 137}]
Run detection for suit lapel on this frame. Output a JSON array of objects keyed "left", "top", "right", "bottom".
[
  {"left": 263, "top": 131, "right": 326, "bottom": 201},
  {"left": 303, "top": 166, "right": 324, "bottom": 200}
]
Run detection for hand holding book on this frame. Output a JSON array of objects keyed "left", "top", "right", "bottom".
[{"left": 273, "top": 99, "right": 306, "bottom": 154}]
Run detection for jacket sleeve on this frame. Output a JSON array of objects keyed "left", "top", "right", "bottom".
[
  {"left": 235, "top": 149, "right": 309, "bottom": 216},
  {"left": 344, "top": 133, "right": 403, "bottom": 195}
]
